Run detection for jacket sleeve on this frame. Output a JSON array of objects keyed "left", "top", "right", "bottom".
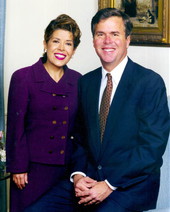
[
  {"left": 107, "top": 74, "right": 170, "bottom": 188},
  {"left": 70, "top": 78, "right": 89, "bottom": 174},
  {"left": 6, "top": 70, "right": 30, "bottom": 173}
]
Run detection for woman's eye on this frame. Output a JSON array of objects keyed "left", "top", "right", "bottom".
[
  {"left": 53, "top": 40, "right": 59, "bottom": 43},
  {"left": 66, "top": 42, "right": 72, "bottom": 46}
]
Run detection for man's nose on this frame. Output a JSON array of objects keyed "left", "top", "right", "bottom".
[{"left": 104, "top": 35, "right": 112, "bottom": 44}]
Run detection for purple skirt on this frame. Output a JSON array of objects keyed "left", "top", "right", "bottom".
[{"left": 10, "top": 162, "right": 68, "bottom": 212}]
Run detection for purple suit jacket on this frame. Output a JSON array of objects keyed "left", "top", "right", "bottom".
[{"left": 6, "top": 58, "right": 82, "bottom": 173}]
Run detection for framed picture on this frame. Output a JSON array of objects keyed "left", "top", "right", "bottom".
[{"left": 98, "top": 0, "right": 170, "bottom": 46}]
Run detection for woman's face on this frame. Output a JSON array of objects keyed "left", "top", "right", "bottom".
[{"left": 44, "top": 29, "right": 75, "bottom": 69}]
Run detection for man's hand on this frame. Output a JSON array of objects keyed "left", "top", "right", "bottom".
[
  {"left": 77, "top": 181, "right": 113, "bottom": 205},
  {"left": 12, "top": 173, "right": 28, "bottom": 189},
  {"left": 73, "top": 174, "right": 97, "bottom": 196}
]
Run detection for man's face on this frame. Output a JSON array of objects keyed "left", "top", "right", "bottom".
[{"left": 93, "top": 16, "right": 130, "bottom": 71}]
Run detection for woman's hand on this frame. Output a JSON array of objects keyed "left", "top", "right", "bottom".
[{"left": 12, "top": 173, "right": 28, "bottom": 189}]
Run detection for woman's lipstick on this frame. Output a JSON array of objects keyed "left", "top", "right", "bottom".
[{"left": 54, "top": 53, "right": 66, "bottom": 60}]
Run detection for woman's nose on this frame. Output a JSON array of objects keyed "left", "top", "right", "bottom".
[{"left": 58, "top": 42, "right": 65, "bottom": 50}]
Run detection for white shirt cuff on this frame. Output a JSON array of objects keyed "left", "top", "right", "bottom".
[
  {"left": 105, "top": 180, "right": 117, "bottom": 190},
  {"left": 70, "top": 171, "right": 86, "bottom": 182}
]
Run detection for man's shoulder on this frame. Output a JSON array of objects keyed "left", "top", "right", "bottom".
[
  {"left": 127, "top": 58, "right": 162, "bottom": 80},
  {"left": 81, "top": 67, "right": 101, "bottom": 80},
  {"left": 127, "top": 58, "right": 165, "bottom": 89}
]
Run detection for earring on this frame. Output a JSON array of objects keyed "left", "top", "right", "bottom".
[{"left": 42, "top": 49, "right": 47, "bottom": 57}]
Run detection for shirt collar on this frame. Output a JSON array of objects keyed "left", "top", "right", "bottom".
[{"left": 101, "top": 56, "right": 128, "bottom": 85}]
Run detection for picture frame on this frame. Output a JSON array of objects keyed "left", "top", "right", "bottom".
[{"left": 98, "top": 0, "right": 170, "bottom": 46}]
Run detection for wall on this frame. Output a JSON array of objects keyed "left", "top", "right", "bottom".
[
  {"left": 128, "top": 45, "right": 170, "bottom": 94},
  {"left": 4, "top": 0, "right": 170, "bottom": 113},
  {"left": 4, "top": 0, "right": 100, "bottom": 112}
]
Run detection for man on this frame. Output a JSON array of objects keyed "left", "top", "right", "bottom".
[{"left": 25, "top": 8, "right": 170, "bottom": 212}]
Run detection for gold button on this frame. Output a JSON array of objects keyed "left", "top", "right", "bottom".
[
  {"left": 52, "top": 93, "right": 57, "bottom": 96},
  {"left": 64, "top": 106, "right": 68, "bottom": 110},
  {"left": 60, "top": 150, "right": 64, "bottom": 154},
  {"left": 61, "top": 136, "right": 66, "bottom": 139},
  {"left": 52, "top": 120, "right": 57, "bottom": 124},
  {"left": 62, "top": 121, "right": 67, "bottom": 125}
]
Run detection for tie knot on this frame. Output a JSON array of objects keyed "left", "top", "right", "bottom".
[{"left": 106, "top": 73, "right": 112, "bottom": 80}]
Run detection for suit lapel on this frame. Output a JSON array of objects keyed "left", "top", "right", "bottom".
[
  {"left": 101, "top": 59, "right": 135, "bottom": 154},
  {"left": 86, "top": 68, "right": 102, "bottom": 158},
  {"left": 32, "top": 61, "right": 73, "bottom": 95}
]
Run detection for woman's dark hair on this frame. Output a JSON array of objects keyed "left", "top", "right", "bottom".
[
  {"left": 91, "top": 7, "right": 133, "bottom": 38},
  {"left": 43, "top": 14, "right": 81, "bottom": 59}
]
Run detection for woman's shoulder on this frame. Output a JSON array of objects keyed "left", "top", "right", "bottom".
[
  {"left": 11, "top": 67, "right": 32, "bottom": 85},
  {"left": 65, "top": 66, "right": 82, "bottom": 79},
  {"left": 11, "top": 59, "right": 41, "bottom": 80}
]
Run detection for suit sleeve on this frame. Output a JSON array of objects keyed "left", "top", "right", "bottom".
[
  {"left": 107, "top": 74, "right": 170, "bottom": 188},
  {"left": 71, "top": 78, "right": 89, "bottom": 174},
  {"left": 6, "top": 71, "right": 30, "bottom": 173}
]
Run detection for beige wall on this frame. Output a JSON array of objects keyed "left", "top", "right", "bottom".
[{"left": 4, "top": 0, "right": 170, "bottom": 113}]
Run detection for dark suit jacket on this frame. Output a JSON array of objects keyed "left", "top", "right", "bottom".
[
  {"left": 6, "top": 58, "right": 81, "bottom": 173},
  {"left": 72, "top": 58, "right": 170, "bottom": 211}
]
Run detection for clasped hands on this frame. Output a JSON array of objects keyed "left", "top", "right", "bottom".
[{"left": 73, "top": 174, "right": 113, "bottom": 206}]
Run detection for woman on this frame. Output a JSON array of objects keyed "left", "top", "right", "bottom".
[{"left": 6, "top": 14, "right": 81, "bottom": 212}]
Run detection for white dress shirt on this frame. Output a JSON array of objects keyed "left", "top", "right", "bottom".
[
  {"left": 99, "top": 56, "right": 128, "bottom": 110},
  {"left": 71, "top": 57, "right": 128, "bottom": 191}
]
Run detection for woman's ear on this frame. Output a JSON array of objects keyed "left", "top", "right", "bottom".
[{"left": 43, "top": 40, "right": 47, "bottom": 52}]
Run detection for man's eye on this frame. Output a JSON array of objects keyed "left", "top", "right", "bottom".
[
  {"left": 95, "top": 31, "right": 103, "bottom": 36},
  {"left": 98, "top": 33, "right": 103, "bottom": 36},
  {"left": 113, "top": 33, "right": 119, "bottom": 36}
]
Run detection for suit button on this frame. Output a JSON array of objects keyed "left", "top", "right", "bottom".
[
  {"left": 52, "top": 93, "right": 57, "bottom": 96},
  {"left": 52, "top": 106, "right": 57, "bottom": 110},
  {"left": 50, "top": 136, "right": 54, "bottom": 139},
  {"left": 62, "top": 95, "right": 66, "bottom": 98},
  {"left": 48, "top": 151, "right": 53, "bottom": 154},
  {"left": 64, "top": 106, "right": 68, "bottom": 110},
  {"left": 60, "top": 150, "right": 64, "bottom": 154},
  {"left": 52, "top": 120, "right": 57, "bottom": 124},
  {"left": 70, "top": 136, "right": 74, "bottom": 139},
  {"left": 62, "top": 121, "right": 67, "bottom": 125},
  {"left": 98, "top": 165, "right": 102, "bottom": 170},
  {"left": 61, "top": 136, "right": 66, "bottom": 139}
]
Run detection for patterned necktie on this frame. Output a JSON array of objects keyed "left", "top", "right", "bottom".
[{"left": 99, "top": 73, "right": 113, "bottom": 141}]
